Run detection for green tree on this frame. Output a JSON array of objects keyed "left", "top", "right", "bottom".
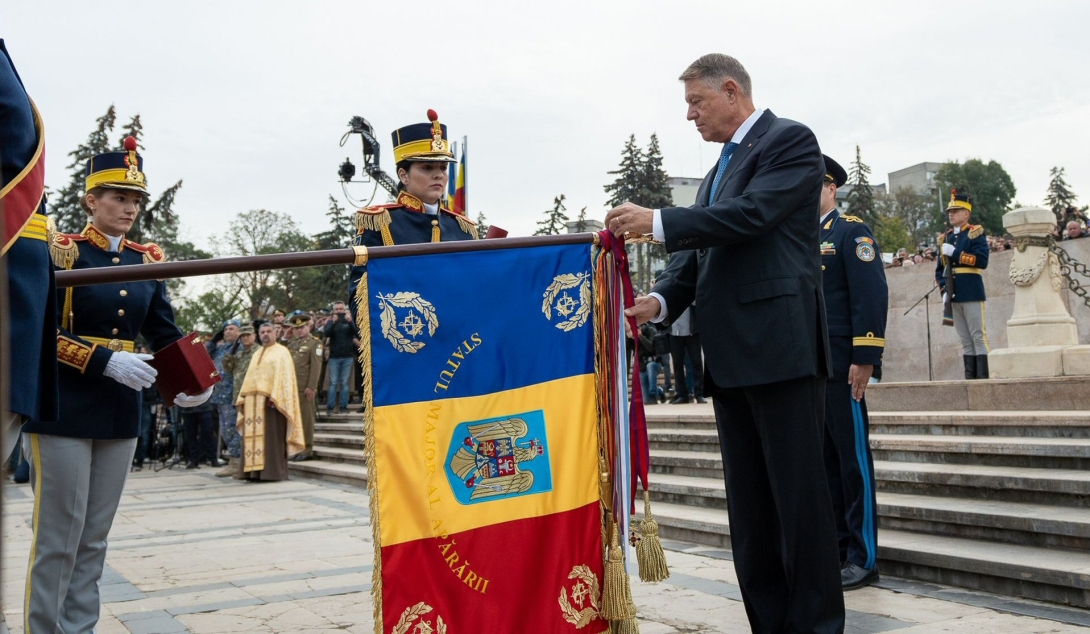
[
  {"left": 845, "top": 145, "right": 877, "bottom": 225},
  {"left": 604, "top": 135, "right": 645, "bottom": 208},
  {"left": 934, "top": 159, "right": 1016, "bottom": 235},
  {"left": 52, "top": 105, "right": 117, "bottom": 233},
  {"left": 873, "top": 194, "right": 915, "bottom": 255},
  {"left": 475, "top": 212, "right": 490, "bottom": 239},
  {"left": 1044, "top": 166, "right": 1078, "bottom": 225},
  {"left": 174, "top": 282, "right": 246, "bottom": 333},
  {"left": 641, "top": 134, "right": 673, "bottom": 209},
  {"left": 215, "top": 209, "right": 314, "bottom": 318},
  {"left": 572, "top": 206, "right": 588, "bottom": 233},
  {"left": 534, "top": 195, "right": 568, "bottom": 236},
  {"left": 311, "top": 195, "right": 356, "bottom": 305},
  {"left": 885, "top": 186, "right": 940, "bottom": 247}
]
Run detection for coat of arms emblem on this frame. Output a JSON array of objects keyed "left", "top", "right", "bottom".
[
  {"left": 445, "top": 411, "right": 553, "bottom": 504},
  {"left": 558, "top": 565, "right": 601, "bottom": 629},
  {"left": 376, "top": 292, "right": 438, "bottom": 353},
  {"left": 391, "top": 602, "right": 446, "bottom": 634},
  {"left": 542, "top": 272, "right": 591, "bottom": 332}
]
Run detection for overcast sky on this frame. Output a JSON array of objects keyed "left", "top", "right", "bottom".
[{"left": 6, "top": 1, "right": 1090, "bottom": 252}]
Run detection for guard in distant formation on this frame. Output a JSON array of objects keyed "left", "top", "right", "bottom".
[
  {"left": 1, "top": 39, "right": 58, "bottom": 460},
  {"left": 22, "top": 138, "right": 213, "bottom": 633},
  {"left": 935, "top": 190, "right": 990, "bottom": 379},
  {"left": 818, "top": 155, "right": 888, "bottom": 590},
  {"left": 348, "top": 110, "right": 478, "bottom": 307},
  {"left": 287, "top": 310, "right": 323, "bottom": 460}
]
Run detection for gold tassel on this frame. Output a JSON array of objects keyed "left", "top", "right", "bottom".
[
  {"left": 637, "top": 490, "right": 670, "bottom": 582},
  {"left": 600, "top": 524, "right": 635, "bottom": 621},
  {"left": 611, "top": 616, "right": 640, "bottom": 634},
  {"left": 431, "top": 219, "right": 441, "bottom": 243},
  {"left": 355, "top": 207, "right": 392, "bottom": 234}
]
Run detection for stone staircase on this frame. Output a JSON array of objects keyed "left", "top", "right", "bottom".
[{"left": 291, "top": 378, "right": 1090, "bottom": 608}]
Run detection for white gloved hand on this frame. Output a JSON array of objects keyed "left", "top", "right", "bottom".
[
  {"left": 103, "top": 352, "right": 157, "bottom": 390},
  {"left": 942, "top": 292, "right": 948, "bottom": 305},
  {"left": 941, "top": 243, "right": 956, "bottom": 257},
  {"left": 175, "top": 386, "right": 214, "bottom": 408}
]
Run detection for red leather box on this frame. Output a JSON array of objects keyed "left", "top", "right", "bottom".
[{"left": 147, "top": 332, "right": 221, "bottom": 403}]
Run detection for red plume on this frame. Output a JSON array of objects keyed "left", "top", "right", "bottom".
[
  {"left": 427, "top": 109, "right": 438, "bottom": 122},
  {"left": 123, "top": 136, "right": 138, "bottom": 151},
  {"left": 951, "top": 188, "right": 957, "bottom": 197}
]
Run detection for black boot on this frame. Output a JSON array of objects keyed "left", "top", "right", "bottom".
[
  {"left": 976, "top": 354, "right": 989, "bottom": 379},
  {"left": 963, "top": 355, "right": 976, "bottom": 380}
]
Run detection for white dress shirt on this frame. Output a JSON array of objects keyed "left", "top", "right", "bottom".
[{"left": 648, "top": 108, "right": 766, "bottom": 323}]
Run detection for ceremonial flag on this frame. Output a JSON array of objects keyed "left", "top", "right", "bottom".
[
  {"left": 357, "top": 237, "right": 661, "bottom": 634},
  {"left": 453, "top": 139, "right": 467, "bottom": 214}
]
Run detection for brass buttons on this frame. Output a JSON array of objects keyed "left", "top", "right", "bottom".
[
  {"left": 431, "top": 219, "right": 439, "bottom": 226},
  {"left": 118, "top": 309, "right": 125, "bottom": 317},
  {"left": 120, "top": 289, "right": 128, "bottom": 297},
  {"left": 112, "top": 257, "right": 121, "bottom": 264},
  {"left": 112, "top": 328, "right": 119, "bottom": 335}
]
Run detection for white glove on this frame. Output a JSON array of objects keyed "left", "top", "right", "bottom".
[
  {"left": 175, "top": 386, "right": 214, "bottom": 408},
  {"left": 942, "top": 292, "right": 948, "bottom": 304},
  {"left": 103, "top": 352, "right": 157, "bottom": 390},
  {"left": 941, "top": 243, "right": 956, "bottom": 257}
]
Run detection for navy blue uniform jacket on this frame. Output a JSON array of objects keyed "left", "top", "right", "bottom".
[
  {"left": 819, "top": 210, "right": 888, "bottom": 380},
  {"left": 935, "top": 224, "right": 988, "bottom": 302},
  {"left": 23, "top": 224, "right": 184, "bottom": 439},
  {"left": 653, "top": 110, "right": 832, "bottom": 388}
]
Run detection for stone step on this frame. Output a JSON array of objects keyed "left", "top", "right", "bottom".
[
  {"left": 877, "top": 492, "right": 1090, "bottom": 550},
  {"left": 635, "top": 501, "right": 731, "bottom": 549},
  {"left": 870, "top": 411, "right": 1090, "bottom": 438},
  {"left": 649, "top": 449, "right": 723, "bottom": 479},
  {"left": 314, "top": 433, "right": 366, "bottom": 449},
  {"left": 645, "top": 417, "right": 718, "bottom": 432},
  {"left": 867, "top": 377, "right": 1090, "bottom": 412},
  {"left": 288, "top": 459, "right": 368, "bottom": 488},
  {"left": 646, "top": 473, "right": 726, "bottom": 510},
  {"left": 315, "top": 422, "right": 365, "bottom": 434},
  {"left": 311, "top": 446, "right": 367, "bottom": 466},
  {"left": 871, "top": 434, "right": 1090, "bottom": 470},
  {"left": 878, "top": 529, "right": 1090, "bottom": 608},
  {"left": 648, "top": 429, "right": 720, "bottom": 453},
  {"left": 874, "top": 460, "right": 1090, "bottom": 508}
]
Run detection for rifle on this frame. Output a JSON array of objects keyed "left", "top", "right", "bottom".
[{"left": 941, "top": 234, "right": 956, "bottom": 327}]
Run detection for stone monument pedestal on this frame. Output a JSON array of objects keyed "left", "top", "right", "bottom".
[{"left": 988, "top": 207, "right": 1090, "bottom": 378}]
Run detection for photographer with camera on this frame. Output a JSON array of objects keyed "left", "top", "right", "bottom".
[{"left": 323, "top": 301, "right": 359, "bottom": 414}]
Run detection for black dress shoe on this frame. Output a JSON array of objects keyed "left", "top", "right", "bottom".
[
  {"left": 841, "top": 562, "right": 879, "bottom": 590},
  {"left": 207, "top": 458, "right": 226, "bottom": 467},
  {"left": 695, "top": 397, "right": 707, "bottom": 404},
  {"left": 185, "top": 463, "right": 200, "bottom": 470},
  {"left": 669, "top": 396, "right": 689, "bottom": 405}
]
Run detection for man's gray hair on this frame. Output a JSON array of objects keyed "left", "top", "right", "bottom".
[{"left": 679, "top": 54, "right": 752, "bottom": 96}]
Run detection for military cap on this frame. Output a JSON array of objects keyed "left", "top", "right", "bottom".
[
  {"left": 392, "top": 109, "right": 455, "bottom": 164},
  {"left": 287, "top": 310, "right": 312, "bottom": 327},
  {"left": 822, "top": 155, "right": 847, "bottom": 188},
  {"left": 239, "top": 324, "right": 255, "bottom": 334},
  {"left": 947, "top": 188, "right": 973, "bottom": 212},
  {"left": 84, "top": 136, "right": 148, "bottom": 197}
]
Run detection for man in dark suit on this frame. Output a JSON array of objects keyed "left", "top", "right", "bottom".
[{"left": 606, "top": 53, "right": 844, "bottom": 633}]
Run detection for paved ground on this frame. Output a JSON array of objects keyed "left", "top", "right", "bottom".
[{"left": 3, "top": 468, "right": 1089, "bottom": 633}]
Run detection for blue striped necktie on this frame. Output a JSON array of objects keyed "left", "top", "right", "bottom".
[{"left": 709, "top": 141, "right": 739, "bottom": 202}]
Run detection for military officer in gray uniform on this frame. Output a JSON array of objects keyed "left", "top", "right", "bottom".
[
  {"left": 22, "top": 139, "right": 212, "bottom": 633},
  {"left": 287, "top": 310, "right": 323, "bottom": 460}
]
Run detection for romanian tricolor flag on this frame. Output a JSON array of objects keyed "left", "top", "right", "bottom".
[
  {"left": 453, "top": 143, "right": 466, "bottom": 214},
  {"left": 356, "top": 236, "right": 663, "bottom": 634}
]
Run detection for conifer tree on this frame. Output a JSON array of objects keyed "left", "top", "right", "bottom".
[
  {"left": 534, "top": 195, "right": 568, "bottom": 236},
  {"left": 475, "top": 212, "right": 490, "bottom": 239},
  {"left": 1045, "top": 166, "right": 1079, "bottom": 225},
  {"left": 312, "top": 195, "right": 356, "bottom": 304},
  {"left": 573, "top": 206, "right": 588, "bottom": 233},
  {"left": 641, "top": 134, "right": 673, "bottom": 209},
  {"left": 845, "top": 145, "right": 877, "bottom": 225},
  {"left": 604, "top": 135, "right": 645, "bottom": 208},
  {"left": 53, "top": 105, "right": 117, "bottom": 233}
]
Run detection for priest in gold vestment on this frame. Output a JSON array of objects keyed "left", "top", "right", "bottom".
[{"left": 236, "top": 322, "right": 305, "bottom": 480}]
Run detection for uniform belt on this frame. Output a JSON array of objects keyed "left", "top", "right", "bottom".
[
  {"left": 953, "top": 267, "right": 982, "bottom": 274},
  {"left": 17, "top": 214, "right": 50, "bottom": 242},
  {"left": 81, "top": 336, "right": 136, "bottom": 353}
]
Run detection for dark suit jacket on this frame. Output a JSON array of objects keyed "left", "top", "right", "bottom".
[{"left": 653, "top": 109, "right": 831, "bottom": 388}]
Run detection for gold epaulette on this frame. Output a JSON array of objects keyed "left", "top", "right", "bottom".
[
  {"left": 841, "top": 215, "right": 864, "bottom": 223},
  {"left": 442, "top": 208, "right": 479, "bottom": 239},
  {"left": 50, "top": 232, "right": 81, "bottom": 270},
  {"left": 355, "top": 205, "right": 394, "bottom": 234},
  {"left": 124, "top": 240, "right": 167, "bottom": 264},
  {"left": 968, "top": 225, "right": 984, "bottom": 239}
]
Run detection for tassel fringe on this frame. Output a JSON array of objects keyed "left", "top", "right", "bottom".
[
  {"left": 355, "top": 272, "right": 384, "bottom": 634},
  {"left": 600, "top": 524, "right": 635, "bottom": 621},
  {"left": 355, "top": 208, "right": 392, "bottom": 234},
  {"left": 637, "top": 491, "right": 670, "bottom": 582}
]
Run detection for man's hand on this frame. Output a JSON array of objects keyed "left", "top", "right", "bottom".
[
  {"left": 625, "top": 295, "right": 661, "bottom": 327},
  {"left": 305, "top": 387, "right": 316, "bottom": 402},
  {"left": 848, "top": 364, "right": 874, "bottom": 401},
  {"left": 941, "top": 243, "right": 956, "bottom": 257},
  {"left": 104, "top": 352, "right": 158, "bottom": 390},
  {"left": 604, "top": 202, "right": 654, "bottom": 238}
]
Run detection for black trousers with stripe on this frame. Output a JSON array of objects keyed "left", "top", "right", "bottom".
[{"left": 822, "top": 342, "right": 879, "bottom": 570}]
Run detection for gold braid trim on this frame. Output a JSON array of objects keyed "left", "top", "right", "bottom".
[
  {"left": 355, "top": 207, "right": 392, "bottom": 234},
  {"left": 454, "top": 214, "right": 479, "bottom": 239},
  {"left": 354, "top": 272, "right": 383, "bottom": 634},
  {"left": 49, "top": 236, "right": 78, "bottom": 270}
]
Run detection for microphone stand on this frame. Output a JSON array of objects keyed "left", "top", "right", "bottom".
[{"left": 904, "top": 286, "right": 939, "bottom": 381}]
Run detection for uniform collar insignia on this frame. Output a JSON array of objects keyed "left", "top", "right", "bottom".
[
  {"left": 80, "top": 223, "right": 123, "bottom": 252},
  {"left": 396, "top": 191, "right": 425, "bottom": 212}
]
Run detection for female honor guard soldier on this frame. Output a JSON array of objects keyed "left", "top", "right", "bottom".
[
  {"left": 21, "top": 138, "right": 213, "bottom": 634},
  {"left": 936, "top": 190, "right": 990, "bottom": 379},
  {"left": 348, "top": 110, "right": 478, "bottom": 305},
  {"left": 818, "top": 155, "right": 888, "bottom": 591}
]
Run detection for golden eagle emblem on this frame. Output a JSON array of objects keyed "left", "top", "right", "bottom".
[
  {"left": 446, "top": 414, "right": 552, "bottom": 504},
  {"left": 542, "top": 272, "right": 591, "bottom": 332}
]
